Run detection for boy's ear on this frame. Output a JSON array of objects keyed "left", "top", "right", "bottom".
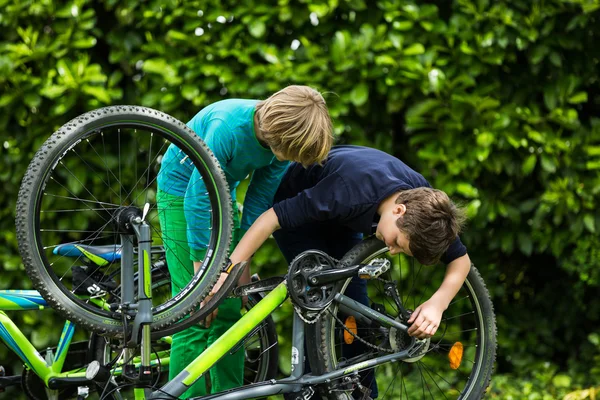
[{"left": 393, "top": 203, "right": 407, "bottom": 216}]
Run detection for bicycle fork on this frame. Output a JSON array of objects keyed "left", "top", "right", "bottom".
[{"left": 127, "top": 218, "right": 154, "bottom": 385}]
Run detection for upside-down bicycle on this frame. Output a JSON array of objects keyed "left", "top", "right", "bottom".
[{"left": 15, "top": 106, "right": 496, "bottom": 399}]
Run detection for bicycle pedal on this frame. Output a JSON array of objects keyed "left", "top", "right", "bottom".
[{"left": 358, "top": 258, "right": 390, "bottom": 279}]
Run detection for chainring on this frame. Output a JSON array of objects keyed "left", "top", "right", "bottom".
[{"left": 288, "top": 250, "right": 338, "bottom": 313}]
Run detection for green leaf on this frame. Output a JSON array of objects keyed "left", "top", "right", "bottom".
[
  {"left": 549, "top": 52, "right": 562, "bottom": 67},
  {"left": 584, "top": 214, "right": 595, "bottom": 233},
  {"left": 552, "top": 374, "right": 571, "bottom": 388},
  {"left": 456, "top": 182, "right": 479, "bottom": 198},
  {"left": 460, "top": 41, "right": 475, "bottom": 55},
  {"left": 388, "top": 32, "right": 403, "bottom": 49},
  {"left": 393, "top": 21, "right": 413, "bottom": 31},
  {"left": 543, "top": 86, "right": 557, "bottom": 110},
  {"left": 331, "top": 31, "right": 348, "bottom": 64},
  {"left": 586, "top": 160, "right": 600, "bottom": 170},
  {"left": 518, "top": 233, "right": 533, "bottom": 256},
  {"left": 540, "top": 155, "right": 556, "bottom": 173},
  {"left": 72, "top": 37, "right": 97, "bottom": 48},
  {"left": 530, "top": 45, "right": 549, "bottom": 64},
  {"left": 108, "top": 70, "right": 123, "bottom": 87},
  {"left": 40, "top": 85, "right": 68, "bottom": 99},
  {"left": 466, "top": 199, "right": 481, "bottom": 219},
  {"left": 166, "top": 30, "right": 188, "bottom": 42},
  {"left": 350, "top": 83, "right": 369, "bottom": 106},
  {"left": 584, "top": 146, "right": 600, "bottom": 156},
  {"left": 405, "top": 99, "right": 440, "bottom": 119},
  {"left": 249, "top": 20, "right": 266, "bottom": 38},
  {"left": 181, "top": 84, "right": 199, "bottom": 100},
  {"left": 82, "top": 85, "right": 111, "bottom": 103},
  {"left": 403, "top": 43, "right": 425, "bottom": 56},
  {"left": 527, "top": 130, "right": 544, "bottom": 143},
  {"left": 568, "top": 92, "right": 588, "bottom": 104},
  {"left": 476, "top": 132, "right": 494, "bottom": 147},
  {"left": 521, "top": 154, "right": 537, "bottom": 175},
  {"left": 24, "top": 93, "right": 42, "bottom": 108}
]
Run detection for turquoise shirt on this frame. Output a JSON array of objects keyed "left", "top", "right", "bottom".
[{"left": 157, "top": 99, "right": 289, "bottom": 258}]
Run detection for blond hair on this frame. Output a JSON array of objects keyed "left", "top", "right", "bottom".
[{"left": 255, "top": 85, "right": 333, "bottom": 166}]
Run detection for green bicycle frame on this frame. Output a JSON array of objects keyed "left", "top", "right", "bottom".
[
  {"left": 0, "top": 290, "right": 171, "bottom": 392},
  {"left": 155, "top": 282, "right": 290, "bottom": 399},
  {"left": 0, "top": 290, "right": 86, "bottom": 387},
  {"left": 149, "top": 280, "right": 417, "bottom": 400}
]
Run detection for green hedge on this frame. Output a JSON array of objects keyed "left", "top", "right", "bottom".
[{"left": 1, "top": 0, "right": 600, "bottom": 395}]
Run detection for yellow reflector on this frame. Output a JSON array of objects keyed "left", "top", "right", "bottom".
[
  {"left": 449, "top": 342, "right": 464, "bottom": 370},
  {"left": 343, "top": 316, "right": 357, "bottom": 344}
]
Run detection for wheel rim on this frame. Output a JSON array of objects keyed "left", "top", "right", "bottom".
[
  {"left": 243, "top": 295, "right": 277, "bottom": 384},
  {"left": 328, "top": 247, "right": 488, "bottom": 399},
  {"left": 32, "top": 122, "right": 226, "bottom": 321}
]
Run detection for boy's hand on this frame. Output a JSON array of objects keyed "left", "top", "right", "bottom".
[
  {"left": 200, "top": 272, "right": 229, "bottom": 328},
  {"left": 407, "top": 297, "right": 446, "bottom": 339}
]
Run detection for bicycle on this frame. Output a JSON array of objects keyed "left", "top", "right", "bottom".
[
  {"left": 15, "top": 105, "right": 496, "bottom": 399},
  {"left": 0, "top": 243, "right": 278, "bottom": 399}
]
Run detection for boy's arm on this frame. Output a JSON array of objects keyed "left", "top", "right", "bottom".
[
  {"left": 407, "top": 253, "right": 471, "bottom": 339},
  {"left": 230, "top": 208, "right": 281, "bottom": 265},
  {"left": 197, "top": 208, "right": 280, "bottom": 327},
  {"left": 198, "top": 208, "right": 280, "bottom": 292},
  {"left": 240, "top": 161, "right": 289, "bottom": 235}
]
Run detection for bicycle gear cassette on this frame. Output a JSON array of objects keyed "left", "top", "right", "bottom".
[
  {"left": 288, "top": 250, "right": 338, "bottom": 312},
  {"left": 389, "top": 316, "right": 430, "bottom": 363}
]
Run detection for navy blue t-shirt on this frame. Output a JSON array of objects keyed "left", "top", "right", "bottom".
[{"left": 273, "top": 145, "right": 467, "bottom": 264}]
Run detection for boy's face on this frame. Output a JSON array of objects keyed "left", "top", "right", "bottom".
[{"left": 375, "top": 203, "right": 412, "bottom": 256}]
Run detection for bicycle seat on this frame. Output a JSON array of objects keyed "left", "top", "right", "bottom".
[{"left": 53, "top": 244, "right": 122, "bottom": 265}]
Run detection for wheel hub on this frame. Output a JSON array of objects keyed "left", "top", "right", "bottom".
[{"left": 113, "top": 206, "right": 143, "bottom": 234}]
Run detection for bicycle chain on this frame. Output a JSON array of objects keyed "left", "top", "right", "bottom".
[
  {"left": 293, "top": 304, "right": 330, "bottom": 324},
  {"left": 327, "top": 307, "right": 395, "bottom": 354},
  {"left": 291, "top": 256, "right": 404, "bottom": 355}
]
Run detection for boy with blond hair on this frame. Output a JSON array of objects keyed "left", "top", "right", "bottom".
[{"left": 157, "top": 85, "right": 333, "bottom": 398}]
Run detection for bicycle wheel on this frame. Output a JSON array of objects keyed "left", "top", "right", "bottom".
[
  {"left": 90, "top": 271, "right": 279, "bottom": 392},
  {"left": 306, "top": 237, "right": 496, "bottom": 400},
  {"left": 16, "top": 106, "right": 233, "bottom": 335},
  {"left": 242, "top": 293, "right": 280, "bottom": 384}
]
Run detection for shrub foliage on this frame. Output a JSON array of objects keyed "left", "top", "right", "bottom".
[{"left": 1, "top": 0, "right": 599, "bottom": 394}]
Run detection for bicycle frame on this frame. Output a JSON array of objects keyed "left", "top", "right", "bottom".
[
  {"left": 0, "top": 290, "right": 88, "bottom": 388},
  {"left": 0, "top": 290, "right": 170, "bottom": 393},
  {"left": 146, "top": 281, "right": 418, "bottom": 400}
]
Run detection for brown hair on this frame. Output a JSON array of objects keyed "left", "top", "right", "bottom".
[
  {"left": 395, "top": 188, "right": 466, "bottom": 265},
  {"left": 255, "top": 85, "right": 333, "bottom": 166}
]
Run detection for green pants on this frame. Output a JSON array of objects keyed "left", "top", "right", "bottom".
[{"left": 157, "top": 190, "right": 243, "bottom": 398}]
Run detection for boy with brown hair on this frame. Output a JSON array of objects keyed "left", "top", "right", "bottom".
[
  {"left": 222, "top": 145, "right": 470, "bottom": 398},
  {"left": 157, "top": 85, "right": 333, "bottom": 398}
]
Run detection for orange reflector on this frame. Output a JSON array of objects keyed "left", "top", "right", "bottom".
[
  {"left": 343, "top": 316, "right": 357, "bottom": 344},
  {"left": 449, "top": 342, "right": 464, "bottom": 370}
]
